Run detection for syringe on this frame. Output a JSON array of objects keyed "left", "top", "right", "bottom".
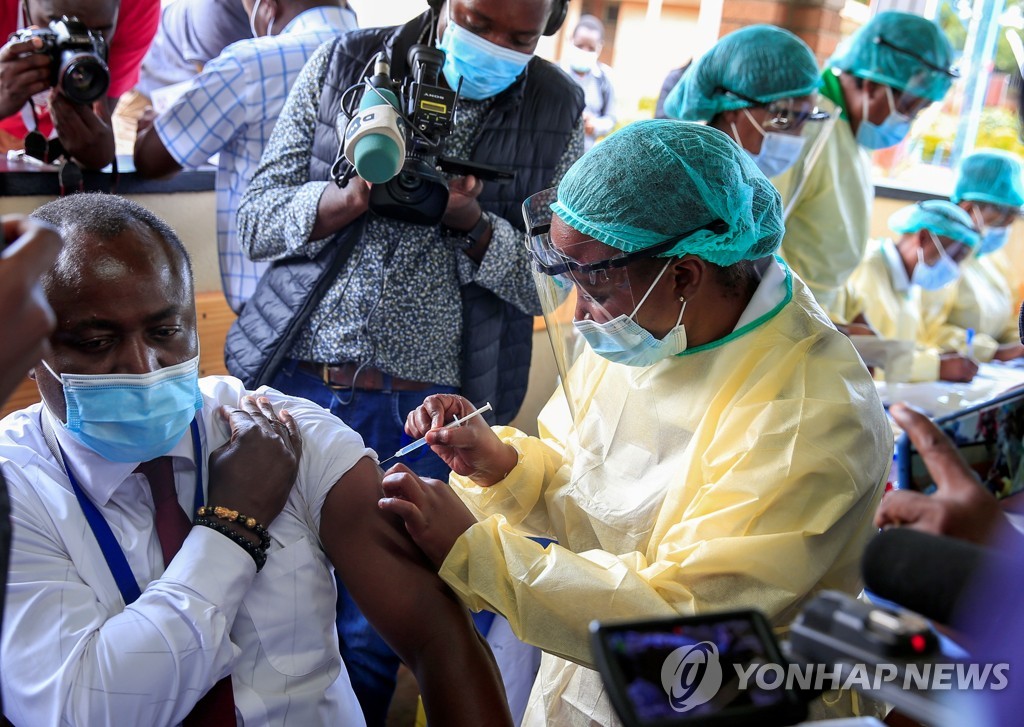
[{"left": 379, "top": 402, "right": 492, "bottom": 466}]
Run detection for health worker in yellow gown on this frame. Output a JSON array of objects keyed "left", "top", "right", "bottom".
[
  {"left": 839, "top": 200, "right": 981, "bottom": 382},
  {"left": 663, "top": 24, "right": 827, "bottom": 181},
  {"left": 378, "top": 121, "right": 892, "bottom": 727},
  {"left": 775, "top": 11, "right": 956, "bottom": 317},
  {"left": 925, "top": 149, "right": 1024, "bottom": 362}
]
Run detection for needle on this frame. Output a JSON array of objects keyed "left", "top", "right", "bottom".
[{"left": 379, "top": 402, "right": 493, "bottom": 466}]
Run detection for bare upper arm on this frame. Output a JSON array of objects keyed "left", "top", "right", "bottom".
[
  {"left": 133, "top": 124, "right": 183, "bottom": 179},
  {"left": 319, "top": 457, "right": 474, "bottom": 662},
  {"left": 318, "top": 456, "right": 512, "bottom": 726}
]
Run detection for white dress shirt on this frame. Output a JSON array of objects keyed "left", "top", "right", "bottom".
[{"left": 0, "top": 376, "right": 372, "bottom": 726}]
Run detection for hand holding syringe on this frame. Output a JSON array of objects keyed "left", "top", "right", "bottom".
[{"left": 379, "top": 402, "right": 492, "bottom": 466}]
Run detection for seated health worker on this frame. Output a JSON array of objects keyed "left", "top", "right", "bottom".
[
  {"left": 928, "top": 149, "right": 1024, "bottom": 362},
  {"left": 838, "top": 199, "right": 981, "bottom": 383},
  {"left": 378, "top": 120, "right": 893, "bottom": 726},
  {"left": 664, "top": 24, "right": 824, "bottom": 181}
]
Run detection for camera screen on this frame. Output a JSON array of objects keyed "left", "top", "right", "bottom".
[
  {"left": 902, "top": 389, "right": 1024, "bottom": 500},
  {"left": 599, "top": 615, "right": 795, "bottom": 725}
]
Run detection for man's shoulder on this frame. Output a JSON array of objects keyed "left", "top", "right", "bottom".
[
  {"left": 524, "top": 57, "right": 589, "bottom": 111},
  {"left": 0, "top": 405, "right": 45, "bottom": 458},
  {"left": 198, "top": 375, "right": 371, "bottom": 457},
  {"left": 527, "top": 57, "right": 584, "bottom": 94},
  {"left": 332, "top": 24, "right": 401, "bottom": 64}
]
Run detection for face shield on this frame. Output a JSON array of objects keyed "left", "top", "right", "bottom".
[
  {"left": 523, "top": 188, "right": 725, "bottom": 419},
  {"left": 767, "top": 99, "right": 839, "bottom": 220}
]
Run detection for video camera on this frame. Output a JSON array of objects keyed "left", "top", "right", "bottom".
[
  {"left": 10, "top": 16, "right": 109, "bottom": 105},
  {"left": 332, "top": 43, "right": 514, "bottom": 227},
  {"left": 590, "top": 590, "right": 973, "bottom": 727}
]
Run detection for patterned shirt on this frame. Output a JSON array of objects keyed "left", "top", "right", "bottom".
[
  {"left": 239, "top": 41, "right": 584, "bottom": 386},
  {"left": 155, "top": 7, "right": 358, "bottom": 312}
]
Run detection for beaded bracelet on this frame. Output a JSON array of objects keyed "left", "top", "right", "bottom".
[
  {"left": 195, "top": 515, "right": 268, "bottom": 572},
  {"left": 197, "top": 505, "right": 271, "bottom": 551}
]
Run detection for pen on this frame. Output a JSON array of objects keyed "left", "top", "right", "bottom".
[{"left": 966, "top": 328, "right": 975, "bottom": 359}]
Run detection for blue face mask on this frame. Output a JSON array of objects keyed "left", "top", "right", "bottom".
[
  {"left": 42, "top": 355, "right": 203, "bottom": 463},
  {"left": 977, "top": 226, "right": 1010, "bottom": 256},
  {"left": 857, "top": 86, "right": 913, "bottom": 151},
  {"left": 734, "top": 109, "right": 806, "bottom": 179},
  {"left": 438, "top": 8, "right": 533, "bottom": 100},
  {"left": 911, "top": 232, "right": 960, "bottom": 291},
  {"left": 573, "top": 261, "right": 689, "bottom": 366}
]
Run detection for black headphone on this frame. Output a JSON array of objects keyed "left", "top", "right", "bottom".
[
  {"left": 545, "top": 0, "right": 569, "bottom": 36},
  {"left": 427, "top": 0, "right": 569, "bottom": 37}
]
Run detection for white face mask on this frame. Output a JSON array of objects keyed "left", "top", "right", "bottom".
[
  {"left": 566, "top": 45, "right": 599, "bottom": 74},
  {"left": 249, "top": 0, "right": 274, "bottom": 37},
  {"left": 573, "top": 260, "right": 689, "bottom": 366}
]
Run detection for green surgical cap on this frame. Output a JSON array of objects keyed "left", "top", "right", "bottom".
[
  {"left": 889, "top": 199, "right": 980, "bottom": 247},
  {"left": 829, "top": 11, "right": 955, "bottom": 102},
  {"left": 952, "top": 149, "right": 1024, "bottom": 208},
  {"left": 551, "top": 120, "right": 783, "bottom": 266},
  {"left": 665, "top": 25, "right": 820, "bottom": 121}
]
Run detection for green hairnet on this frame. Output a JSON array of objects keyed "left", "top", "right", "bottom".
[
  {"left": 551, "top": 120, "right": 783, "bottom": 266},
  {"left": 829, "top": 11, "right": 955, "bottom": 102},
  {"left": 665, "top": 25, "right": 820, "bottom": 121},
  {"left": 888, "top": 200, "right": 980, "bottom": 247},
  {"left": 952, "top": 149, "right": 1024, "bottom": 208}
]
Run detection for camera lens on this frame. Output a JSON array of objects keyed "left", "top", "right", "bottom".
[{"left": 58, "top": 51, "right": 110, "bottom": 105}]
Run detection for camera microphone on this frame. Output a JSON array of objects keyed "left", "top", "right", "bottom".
[
  {"left": 342, "top": 53, "right": 405, "bottom": 184},
  {"left": 862, "top": 527, "right": 989, "bottom": 625}
]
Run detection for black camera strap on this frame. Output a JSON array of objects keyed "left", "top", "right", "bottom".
[
  {"left": 388, "top": 12, "right": 433, "bottom": 86},
  {"left": 21, "top": 99, "right": 117, "bottom": 197}
]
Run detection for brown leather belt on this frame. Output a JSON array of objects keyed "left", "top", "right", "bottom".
[{"left": 296, "top": 361, "right": 431, "bottom": 392}]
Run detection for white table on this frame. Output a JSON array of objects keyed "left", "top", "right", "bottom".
[{"left": 876, "top": 362, "right": 1024, "bottom": 418}]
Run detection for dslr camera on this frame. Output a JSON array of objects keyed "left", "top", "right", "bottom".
[{"left": 10, "top": 16, "right": 109, "bottom": 105}]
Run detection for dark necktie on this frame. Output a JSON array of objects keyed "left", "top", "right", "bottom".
[{"left": 137, "top": 457, "right": 237, "bottom": 726}]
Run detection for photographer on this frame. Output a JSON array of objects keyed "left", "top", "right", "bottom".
[
  {"left": 228, "top": 0, "right": 584, "bottom": 720},
  {"left": 0, "top": 0, "right": 160, "bottom": 169}
]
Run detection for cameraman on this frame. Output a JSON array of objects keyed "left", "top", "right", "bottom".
[
  {"left": 0, "top": 0, "right": 160, "bottom": 169},
  {"left": 229, "top": 0, "right": 584, "bottom": 721}
]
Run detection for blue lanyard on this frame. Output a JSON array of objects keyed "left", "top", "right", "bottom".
[{"left": 59, "top": 419, "right": 204, "bottom": 606}]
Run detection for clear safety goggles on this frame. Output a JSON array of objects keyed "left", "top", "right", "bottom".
[
  {"left": 715, "top": 88, "right": 831, "bottom": 132},
  {"left": 523, "top": 189, "right": 727, "bottom": 298},
  {"left": 977, "top": 202, "right": 1021, "bottom": 228},
  {"left": 871, "top": 35, "right": 959, "bottom": 116}
]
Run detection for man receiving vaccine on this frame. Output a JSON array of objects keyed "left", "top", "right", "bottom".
[{"left": 226, "top": 0, "right": 584, "bottom": 722}]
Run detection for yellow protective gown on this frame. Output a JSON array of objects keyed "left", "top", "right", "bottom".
[
  {"left": 440, "top": 271, "right": 891, "bottom": 726},
  {"left": 774, "top": 108, "right": 873, "bottom": 315},
  {"left": 836, "top": 238, "right": 953, "bottom": 381},
  {"left": 921, "top": 251, "right": 1020, "bottom": 362}
]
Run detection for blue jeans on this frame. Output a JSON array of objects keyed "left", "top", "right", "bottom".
[{"left": 270, "top": 361, "right": 455, "bottom": 726}]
